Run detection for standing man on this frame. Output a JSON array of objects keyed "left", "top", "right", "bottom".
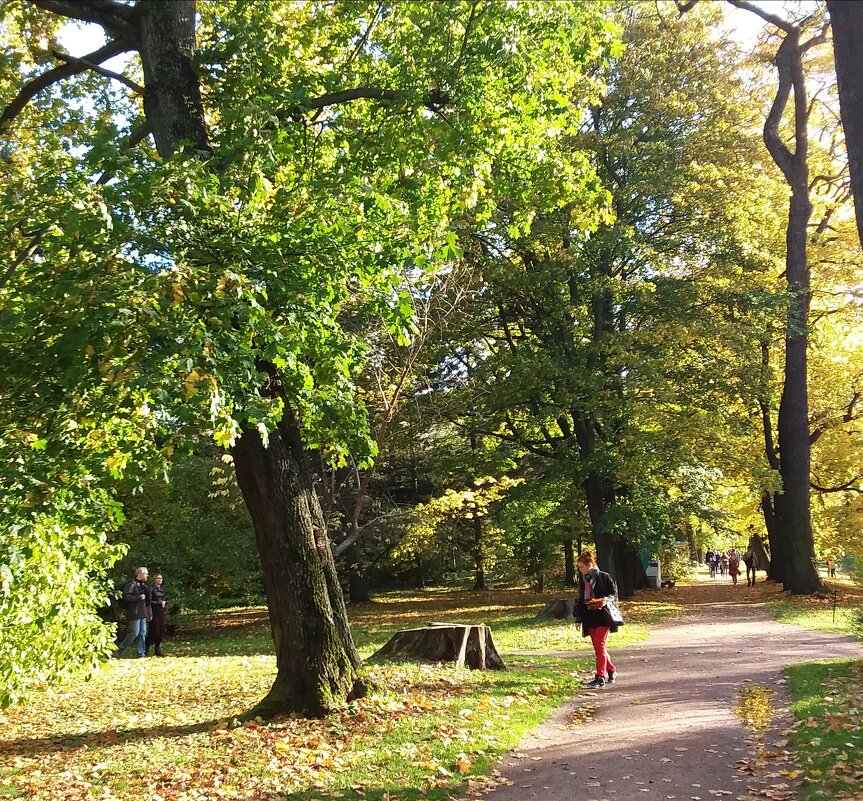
[
  {"left": 116, "top": 567, "right": 150, "bottom": 658},
  {"left": 743, "top": 548, "right": 758, "bottom": 587}
]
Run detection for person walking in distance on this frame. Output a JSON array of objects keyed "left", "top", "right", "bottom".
[
  {"left": 743, "top": 547, "right": 758, "bottom": 586},
  {"left": 146, "top": 573, "right": 168, "bottom": 656},
  {"left": 728, "top": 551, "right": 741, "bottom": 586},
  {"left": 116, "top": 567, "right": 150, "bottom": 657},
  {"left": 576, "top": 550, "right": 623, "bottom": 689}
]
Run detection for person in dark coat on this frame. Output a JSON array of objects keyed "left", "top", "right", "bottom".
[
  {"left": 115, "top": 567, "right": 150, "bottom": 657},
  {"left": 146, "top": 573, "right": 167, "bottom": 656},
  {"left": 576, "top": 549, "right": 622, "bottom": 689}
]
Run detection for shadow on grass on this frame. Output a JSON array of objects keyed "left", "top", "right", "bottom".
[{"left": 0, "top": 719, "right": 226, "bottom": 758}]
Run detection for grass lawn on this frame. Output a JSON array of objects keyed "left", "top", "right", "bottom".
[
  {"left": 784, "top": 659, "right": 863, "bottom": 801},
  {"left": 767, "top": 574, "right": 863, "bottom": 801},
  {"left": 770, "top": 576, "right": 863, "bottom": 638},
  {"left": 0, "top": 587, "right": 675, "bottom": 801}
]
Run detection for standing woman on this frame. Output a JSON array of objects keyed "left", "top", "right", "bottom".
[
  {"left": 576, "top": 550, "right": 623, "bottom": 689},
  {"left": 146, "top": 573, "right": 168, "bottom": 656}
]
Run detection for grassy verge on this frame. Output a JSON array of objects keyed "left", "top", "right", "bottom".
[
  {"left": 770, "top": 577, "right": 863, "bottom": 637},
  {"left": 784, "top": 659, "right": 863, "bottom": 801},
  {"left": 0, "top": 587, "right": 671, "bottom": 801}
]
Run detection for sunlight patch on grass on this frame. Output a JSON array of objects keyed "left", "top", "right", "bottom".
[
  {"left": 784, "top": 659, "right": 863, "bottom": 801},
  {"left": 770, "top": 577, "right": 863, "bottom": 638}
]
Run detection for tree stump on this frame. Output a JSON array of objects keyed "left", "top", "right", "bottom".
[
  {"left": 371, "top": 623, "right": 506, "bottom": 670},
  {"left": 535, "top": 598, "right": 580, "bottom": 621}
]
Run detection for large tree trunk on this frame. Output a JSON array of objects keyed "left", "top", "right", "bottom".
[
  {"left": 232, "top": 408, "right": 363, "bottom": 716},
  {"left": 827, "top": 1, "right": 863, "bottom": 250},
  {"left": 754, "top": 25, "right": 822, "bottom": 594},
  {"left": 135, "top": 1, "right": 365, "bottom": 715},
  {"left": 137, "top": 1, "right": 209, "bottom": 158}
]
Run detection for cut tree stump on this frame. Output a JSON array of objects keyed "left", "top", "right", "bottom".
[
  {"left": 535, "top": 598, "right": 580, "bottom": 621},
  {"left": 371, "top": 623, "right": 506, "bottom": 670}
]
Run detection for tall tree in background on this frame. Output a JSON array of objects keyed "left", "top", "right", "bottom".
[
  {"left": 421, "top": 3, "right": 784, "bottom": 596},
  {"left": 0, "top": 0, "right": 613, "bottom": 711},
  {"left": 827, "top": 1, "right": 863, "bottom": 250},
  {"left": 725, "top": 1, "right": 827, "bottom": 593}
]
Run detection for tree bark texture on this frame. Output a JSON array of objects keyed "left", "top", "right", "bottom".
[
  {"left": 563, "top": 538, "right": 576, "bottom": 586},
  {"left": 372, "top": 624, "right": 505, "bottom": 670},
  {"left": 760, "top": 28, "right": 822, "bottom": 594},
  {"left": 760, "top": 492, "right": 782, "bottom": 582},
  {"left": 232, "top": 409, "right": 362, "bottom": 716},
  {"left": 827, "top": 1, "right": 863, "bottom": 250},
  {"left": 137, "top": 0, "right": 210, "bottom": 158},
  {"left": 536, "top": 598, "right": 580, "bottom": 621}
]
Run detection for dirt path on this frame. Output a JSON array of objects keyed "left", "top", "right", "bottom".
[{"left": 481, "top": 579, "right": 863, "bottom": 801}]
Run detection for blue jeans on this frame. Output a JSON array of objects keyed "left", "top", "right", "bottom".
[{"left": 116, "top": 617, "right": 148, "bottom": 656}]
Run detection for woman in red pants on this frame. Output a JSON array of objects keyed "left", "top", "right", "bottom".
[{"left": 576, "top": 550, "right": 623, "bottom": 688}]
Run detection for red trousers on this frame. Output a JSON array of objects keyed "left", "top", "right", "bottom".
[{"left": 589, "top": 626, "right": 615, "bottom": 678}]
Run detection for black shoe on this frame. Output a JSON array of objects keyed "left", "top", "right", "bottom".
[
  {"left": 585, "top": 676, "right": 606, "bottom": 689},
  {"left": 607, "top": 670, "right": 616, "bottom": 684}
]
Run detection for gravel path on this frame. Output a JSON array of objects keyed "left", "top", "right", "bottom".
[{"left": 481, "top": 584, "right": 863, "bottom": 801}]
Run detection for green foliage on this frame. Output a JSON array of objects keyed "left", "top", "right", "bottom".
[
  {"left": 1, "top": 0, "right": 617, "bottom": 701},
  {"left": 113, "top": 450, "right": 262, "bottom": 612},
  {"left": 0, "top": 513, "right": 125, "bottom": 707}
]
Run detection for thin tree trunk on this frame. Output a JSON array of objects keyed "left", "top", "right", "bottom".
[
  {"left": 563, "top": 538, "right": 576, "bottom": 586},
  {"left": 827, "top": 1, "right": 863, "bottom": 250},
  {"left": 472, "top": 516, "right": 487, "bottom": 590},
  {"left": 344, "top": 542, "right": 371, "bottom": 604}
]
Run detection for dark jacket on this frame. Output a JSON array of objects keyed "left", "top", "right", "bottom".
[
  {"left": 121, "top": 579, "right": 150, "bottom": 621},
  {"left": 577, "top": 569, "right": 620, "bottom": 637},
  {"left": 149, "top": 584, "right": 167, "bottom": 619}
]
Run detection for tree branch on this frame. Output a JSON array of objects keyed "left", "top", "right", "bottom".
[
  {"left": 728, "top": 0, "right": 794, "bottom": 32},
  {"left": 298, "top": 85, "right": 451, "bottom": 125},
  {"left": 810, "top": 477, "right": 863, "bottom": 494},
  {"left": 0, "top": 39, "right": 130, "bottom": 135},
  {"left": 762, "top": 34, "right": 797, "bottom": 182},
  {"left": 30, "top": 0, "right": 135, "bottom": 40},
  {"left": 801, "top": 22, "right": 830, "bottom": 54},
  {"left": 51, "top": 49, "right": 146, "bottom": 96}
]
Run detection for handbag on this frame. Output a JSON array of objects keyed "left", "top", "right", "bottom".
[{"left": 606, "top": 597, "right": 624, "bottom": 625}]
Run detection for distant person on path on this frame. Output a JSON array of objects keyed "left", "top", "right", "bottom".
[
  {"left": 146, "top": 573, "right": 167, "bottom": 657},
  {"left": 116, "top": 567, "right": 150, "bottom": 657},
  {"left": 743, "top": 548, "right": 758, "bottom": 586},
  {"left": 719, "top": 553, "right": 729, "bottom": 577},
  {"left": 728, "top": 552, "right": 741, "bottom": 586},
  {"left": 706, "top": 549, "right": 716, "bottom": 578},
  {"left": 576, "top": 549, "right": 622, "bottom": 689},
  {"left": 827, "top": 557, "right": 837, "bottom": 578},
  {"left": 712, "top": 551, "right": 721, "bottom": 578}
]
